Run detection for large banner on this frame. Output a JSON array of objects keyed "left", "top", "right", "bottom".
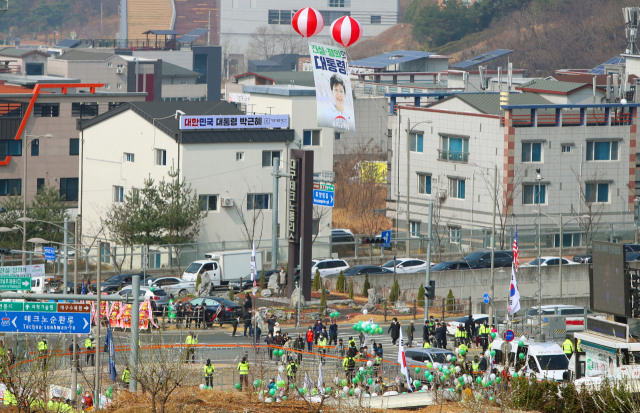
[
  {"left": 180, "top": 115, "right": 289, "bottom": 130},
  {"left": 309, "top": 42, "right": 355, "bottom": 133},
  {"left": 0, "top": 264, "right": 45, "bottom": 277}
]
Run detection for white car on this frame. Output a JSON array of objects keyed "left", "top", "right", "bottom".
[
  {"left": 311, "top": 258, "right": 350, "bottom": 277},
  {"left": 148, "top": 277, "right": 196, "bottom": 297},
  {"left": 446, "top": 314, "right": 493, "bottom": 336},
  {"left": 381, "top": 258, "right": 433, "bottom": 274},
  {"left": 522, "top": 257, "right": 579, "bottom": 267}
]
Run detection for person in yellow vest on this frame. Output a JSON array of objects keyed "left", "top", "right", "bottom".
[
  {"left": 423, "top": 340, "right": 431, "bottom": 348},
  {"left": 562, "top": 337, "right": 574, "bottom": 356},
  {"left": 373, "top": 354, "right": 383, "bottom": 378},
  {"left": 577, "top": 339, "right": 583, "bottom": 353},
  {"left": 237, "top": 356, "right": 249, "bottom": 390},
  {"left": 204, "top": 359, "right": 215, "bottom": 388},
  {"left": 122, "top": 365, "right": 131, "bottom": 387},
  {"left": 458, "top": 342, "right": 469, "bottom": 360},
  {"left": 471, "top": 355, "right": 480, "bottom": 376},
  {"left": 85, "top": 334, "right": 95, "bottom": 366},
  {"left": 38, "top": 336, "right": 48, "bottom": 369},
  {"left": 286, "top": 357, "right": 298, "bottom": 386},
  {"left": 343, "top": 355, "right": 356, "bottom": 381},
  {"left": 3, "top": 390, "right": 15, "bottom": 406},
  {"left": 317, "top": 333, "right": 328, "bottom": 365},
  {"left": 185, "top": 331, "right": 198, "bottom": 364},
  {"left": 454, "top": 325, "right": 468, "bottom": 346},
  {"left": 478, "top": 323, "right": 491, "bottom": 353}
]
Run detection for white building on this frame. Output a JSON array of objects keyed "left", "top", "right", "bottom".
[{"left": 78, "top": 101, "right": 333, "bottom": 254}]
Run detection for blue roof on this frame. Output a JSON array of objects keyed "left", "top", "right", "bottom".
[
  {"left": 55, "top": 39, "right": 80, "bottom": 48},
  {"left": 177, "top": 28, "right": 209, "bottom": 44},
  {"left": 350, "top": 50, "right": 435, "bottom": 69},
  {"left": 590, "top": 57, "right": 625, "bottom": 74},
  {"left": 450, "top": 49, "right": 513, "bottom": 69}
]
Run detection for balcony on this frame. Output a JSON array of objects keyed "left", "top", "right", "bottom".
[
  {"left": 438, "top": 149, "right": 469, "bottom": 163},
  {"left": 500, "top": 107, "right": 634, "bottom": 128}
]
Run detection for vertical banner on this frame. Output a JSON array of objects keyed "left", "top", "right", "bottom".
[{"left": 309, "top": 42, "right": 356, "bottom": 133}]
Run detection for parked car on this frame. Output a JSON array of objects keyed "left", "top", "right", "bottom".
[
  {"left": 627, "top": 252, "right": 640, "bottom": 261},
  {"left": 522, "top": 257, "right": 579, "bottom": 267},
  {"left": 339, "top": 265, "right": 393, "bottom": 276},
  {"left": 228, "top": 269, "right": 279, "bottom": 291},
  {"left": 431, "top": 261, "right": 475, "bottom": 271},
  {"left": 461, "top": 250, "right": 513, "bottom": 268},
  {"left": 147, "top": 277, "right": 196, "bottom": 297},
  {"left": 311, "top": 258, "right": 350, "bottom": 277},
  {"left": 113, "top": 286, "right": 169, "bottom": 313},
  {"left": 86, "top": 273, "right": 155, "bottom": 294},
  {"left": 381, "top": 258, "right": 432, "bottom": 274},
  {"left": 332, "top": 229, "right": 355, "bottom": 243},
  {"left": 573, "top": 244, "right": 640, "bottom": 264},
  {"left": 446, "top": 314, "right": 496, "bottom": 336},
  {"left": 189, "top": 297, "right": 243, "bottom": 321}
]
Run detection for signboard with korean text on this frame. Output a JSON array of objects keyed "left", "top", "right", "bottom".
[
  {"left": 312, "top": 190, "right": 334, "bottom": 207},
  {"left": 0, "top": 264, "right": 45, "bottom": 277},
  {"left": 309, "top": 42, "right": 355, "bottom": 133},
  {"left": 179, "top": 115, "right": 289, "bottom": 130},
  {"left": 0, "top": 277, "right": 31, "bottom": 291},
  {"left": 0, "top": 311, "right": 91, "bottom": 334},
  {"left": 288, "top": 158, "right": 300, "bottom": 243},
  {"left": 228, "top": 93, "right": 250, "bottom": 104}
]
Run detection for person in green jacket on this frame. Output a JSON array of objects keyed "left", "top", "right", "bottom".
[
  {"left": 237, "top": 356, "right": 249, "bottom": 390},
  {"left": 168, "top": 295, "right": 177, "bottom": 323},
  {"left": 317, "top": 334, "right": 328, "bottom": 365},
  {"left": 122, "top": 365, "right": 131, "bottom": 386}
]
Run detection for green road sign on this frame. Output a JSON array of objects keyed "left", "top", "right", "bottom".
[
  {"left": 313, "top": 182, "right": 335, "bottom": 192},
  {"left": 0, "top": 277, "right": 31, "bottom": 291},
  {"left": 23, "top": 303, "right": 57, "bottom": 312},
  {"left": 0, "top": 302, "right": 25, "bottom": 312}
]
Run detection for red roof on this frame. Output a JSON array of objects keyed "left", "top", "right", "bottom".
[
  {"left": 0, "top": 84, "right": 33, "bottom": 94},
  {"left": 550, "top": 74, "right": 621, "bottom": 86}
]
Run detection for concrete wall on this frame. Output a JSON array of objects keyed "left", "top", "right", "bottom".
[
  {"left": 162, "top": 83, "right": 208, "bottom": 100},
  {"left": 334, "top": 97, "right": 389, "bottom": 153}
]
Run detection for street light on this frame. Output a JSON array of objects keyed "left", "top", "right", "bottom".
[
  {"left": 531, "top": 210, "right": 589, "bottom": 298},
  {"left": 21, "top": 133, "right": 53, "bottom": 266},
  {"left": 534, "top": 168, "right": 543, "bottom": 341},
  {"left": 405, "top": 119, "right": 432, "bottom": 257}
]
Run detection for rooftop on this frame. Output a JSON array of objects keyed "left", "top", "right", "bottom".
[
  {"left": 0, "top": 75, "right": 81, "bottom": 86},
  {"left": 235, "top": 71, "right": 315, "bottom": 87},
  {"left": 516, "top": 79, "right": 601, "bottom": 95},
  {"left": 428, "top": 92, "right": 553, "bottom": 116},
  {"left": 350, "top": 50, "right": 444, "bottom": 69},
  {"left": 0, "top": 48, "right": 50, "bottom": 58},
  {"left": 55, "top": 50, "right": 116, "bottom": 61},
  {"left": 243, "top": 84, "right": 316, "bottom": 96},
  {"left": 55, "top": 39, "right": 81, "bottom": 48},
  {"left": 450, "top": 49, "right": 513, "bottom": 70},
  {"left": 0, "top": 83, "right": 35, "bottom": 94},
  {"left": 162, "top": 61, "right": 200, "bottom": 78}
]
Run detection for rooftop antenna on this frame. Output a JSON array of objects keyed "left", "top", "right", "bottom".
[{"left": 624, "top": 7, "right": 640, "bottom": 55}]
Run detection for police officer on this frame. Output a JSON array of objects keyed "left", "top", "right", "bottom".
[
  {"left": 471, "top": 355, "right": 480, "bottom": 376},
  {"left": 317, "top": 333, "right": 328, "bottom": 365},
  {"left": 237, "top": 356, "right": 249, "bottom": 390},
  {"left": 423, "top": 340, "right": 431, "bottom": 349},
  {"left": 562, "top": 337, "right": 574, "bottom": 356},
  {"left": 286, "top": 357, "right": 298, "bottom": 386},
  {"left": 454, "top": 325, "right": 468, "bottom": 346},
  {"left": 577, "top": 339, "right": 583, "bottom": 353},
  {"left": 122, "top": 365, "right": 131, "bottom": 387},
  {"left": 37, "top": 336, "right": 48, "bottom": 368},
  {"left": 373, "top": 352, "right": 383, "bottom": 377},
  {"left": 343, "top": 354, "right": 356, "bottom": 381},
  {"left": 204, "top": 359, "right": 215, "bottom": 388},
  {"left": 85, "top": 334, "right": 95, "bottom": 366},
  {"left": 186, "top": 331, "right": 198, "bottom": 364},
  {"left": 478, "top": 322, "right": 491, "bottom": 353}
]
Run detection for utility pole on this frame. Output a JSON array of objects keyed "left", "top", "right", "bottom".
[
  {"left": 406, "top": 117, "right": 411, "bottom": 257},
  {"left": 535, "top": 169, "right": 544, "bottom": 341},
  {"left": 101, "top": 3, "right": 103, "bottom": 39},
  {"left": 63, "top": 218, "right": 69, "bottom": 296},
  {"left": 71, "top": 218, "right": 79, "bottom": 403},
  {"left": 94, "top": 242, "right": 102, "bottom": 407},
  {"left": 130, "top": 275, "right": 140, "bottom": 392},
  {"left": 271, "top": 158, "right": 290, "bottom": 270},
  {"left": 424, "top": 201, "right": 433, "bottom": 320},
  {"left": 489, "top": 166, "right": 497, "bottom": 325},
  {"left": 207, "top": 10, "right": 211, "bottom": 46},
  {"left": 559, "top": 212, "right": 563, "bottom": 298}
]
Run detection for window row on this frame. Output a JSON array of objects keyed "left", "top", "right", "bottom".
[
  {"left": 32, "top": 102, "right": 125, "bottom": 118},
  {"left": 0, "top": 178, "right": 78, "bottom": 201},
  {"left": 0, "top": 139, "right": 79, "bottom": 157},
  {"left": 268, "top": 9, "right": 350, "bottom": 25},
  {"left": 411, "top": 134, "right": 470, "bottom": 163}
]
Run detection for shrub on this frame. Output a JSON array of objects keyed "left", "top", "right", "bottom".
[
  {"left": 362, "top": 274, "right": 370, "bottom": 297},
  {"left": 312, "top": 269, "right": 321, "bottom": 291},
  {"left": 259, "top": 271, "right": 266, "bottom": 289},
  {"left": 446, "top": 289, "right": 455, "bottom": 312},
  {"left": 348, "top": 279, "right": 354, "bottom": 300},
  {"left": 388, "top": 279, "right": 400, "bottom": 303},
  {"left": 195, "top": 273, "right": 202, "bottom": 292},
  {"left": 417, "top": 284, "right": 425, "bottom": 306},
  {"left": 228, "top": 288, "right": 235, "bottom": 301},
  {"left": 320, "top": 282, "right": 327, "bottom": 313},
  {"left": 336, "top": 271, "right": 346, "bottom": 293}
]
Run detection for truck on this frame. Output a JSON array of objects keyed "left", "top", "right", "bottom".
[
  {"left": 182, "top": 250, "right": 263, "bottom": 287},
  {"left": 490, "top": 336, "right": 570, "bottom": 382}
]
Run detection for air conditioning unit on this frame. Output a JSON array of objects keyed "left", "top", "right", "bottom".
[
  {"left": 221, "top": 197, "right": 234, "bottom": 207},
  {"left": 116, "top": 68, "right": 124, "bottom": 74},
  {"left": 438, "top": 189, "right": 447, "bottom": 199}
]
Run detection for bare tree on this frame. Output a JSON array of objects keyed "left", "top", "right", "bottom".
[
  {"left": 233, "top": 181, "right": 267, "bottom": 249},
  {"left": 571, "top": 166, "right": 606, "bottom": 252},
  {"left": 246, "top": 25, "right": 307, "bottom": 61},
  {"left": 312, "top": 206, "right": 331, "bottom": 244}
]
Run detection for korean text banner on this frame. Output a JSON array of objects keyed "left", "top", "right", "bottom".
[
  {"left": 309, "top": 42, "right": 356, "bottom": 133},
  {"left": 0, "top": 264, "right": 45, "bottom": 277},
  {"left": 180, "top": 115, "right": 289, "bottom": 130}
]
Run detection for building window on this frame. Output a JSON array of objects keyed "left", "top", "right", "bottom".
[
  {"left": 280, "top": 10, "right": 292, "bottom": 24},
  {"left": 554, "top": 232, "right": 582, "bottom": 248},
  {"left": 60, "top": 178, "right": 78, "bottom": 201},
  {"left": 262, "top": 150, "right": 281, "bottom": 167},
  {"left": 441, "top": 136, "right": 469, "bottom": 162},
  {"left": 108, "top": 62, "right": 113, "bottom": 68},
  {"left": 31, "top": 139, "right": 39, "bottom": 156},
  {"left": 303, "top": 130, "right": 321, "bottom": 146},
  {"left": 586, "top": 183, "right": 610, "bottom": 203},
  {"left": 410, "top": 221, "right": 420, "bottom": 237},
  {"left": 561, "top": 145, "right": 572, "bottom": 153},
  {"left": 328, "top": 0, "right": 350, "bottom": 7},
  {"left": 123, "top": 153, "right": 134, "bottom": 162},
  {"left": 523, "top": 184, "right": 546, "bottom": 205},
  {"left": 199, "top": 195, "right": 218, "bottom": 211},
  {"left": 248, "top": 193, "right": 271, "bottom": 210},
  {"left": 236, "top": 152, "right": 244, "bottom": 161},
  {"left": 319, "top": 10, "right": 350, "bottom": 22},
  {"left": 108, "top": 102, "right": 125, "bottom": 111},
  {"left": 410, "top": 133, "right": 423, "bottom": 153},
  {"left": 586, "top": 141, "right": 618, "bottom": 161},
  {"left": 69, "top": 139, "right": 79, "bottom": 156},
  {"left": 117, "top": 84, "right": 122, "bottom": 89},
  {"left": 448, "top": 226, "right": 461, "bottom": 244},
  {"left": 132, "top": 187, "right": 140, "bottom": 201},
  {"left": 522, "top": 142, "right": 542, "bottom": 162},
  {"left": 33, "top": 103, "right": 59, "bottom": 117},
  {"left": 113, "top": 186, "right": 124, "bottom": 203},
  {"left": 72, "top": 102, "right": 99, "bottom": 119},
  {"left": 268, "top": 10, "right": 280, "bottom": 24},
  {"left": 0, "top": 140, "right": 22, "bottom": 156},
  {"left": 449, "top": 178, "right": 465, "bottom": 199},
  {"left": 155, "top": 149, "right": 167, "bottom": 166},
  {"left": 36, "top": 178, "right": 45, "bottom": 193},
  {"left": 0, "top": 179, "right": 21, "bottom": 196},
  {"left": 334, "top": 132, "right": 341, "bottom": 140},
  {"left": 104, "top": 84, "right": 110, "bottom": 89},
  {"left": 371, "top": 15, "right": 381, "bottom": 24},
  {"left": 418, "top": 173, "right": 431, "bottom": 195}
]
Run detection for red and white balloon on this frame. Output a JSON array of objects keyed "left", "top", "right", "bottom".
[
  {"left": 330, "top": 16, "right": 362, "bottom": 48},
  {"left": 291, "top": 7, "right": 325, "bottom": 38}
]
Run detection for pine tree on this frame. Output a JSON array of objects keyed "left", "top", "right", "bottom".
[
  {"left": 228, "top": 288, "right": 235, "bottom": 301},
  {"left": 417, "top": 284, "right": 425, "bottom": 306},
  {"left": 446, "top": 289, "right": 455, "bottom": 312},
  {"left": 348, "top": 279, "right": 354, "bottom": 300},
  {"left": 196, "top": 273, "right": 202, "bottom": 292},
  {"left": 312, "top": 269, "right": 321, "bottom": 291},
  {"left": 388, "top": 279, "right": 400, "bottom": 303},
  {"left": 362, "top": 273, "right": 371, "bottom": 297},
  {"left": 320, "top": 281, "right": 327, "bottom": 313},
  {"left": 336, "top": 271, "right": 346, "bottom": 293}
]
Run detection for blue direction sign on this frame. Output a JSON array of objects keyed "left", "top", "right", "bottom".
[
  {"left": 0, "top": 311, "right": 91, "bottom": 334},
  {"left": 381, "top": 230, "right": 392, "bottom": 248},
  {"left": 43, "top": 246, "right": 56, "bottom": 261},
  {"left": 313, "top": 190, "right": 335, "bottom": 207},
  {"left": 483, "top": 293, "right": 490, "bottom": 304}
]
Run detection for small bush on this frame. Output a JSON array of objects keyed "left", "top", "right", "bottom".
[
  {"left": 320, "top": 282, "right": 327, "bottom": 313},
  {"left": 388, "top": 279, "right": 400, "bottom": 303},
  {"left": 259, "top": 271, "right": 266, "bottom": 289},
  {"left": 336, "top": 271, "right": 346, "bottom": 293},
  {"left": 312, "top": 269, "right": 321, "bottom": 291},
  {"left": 446, "top": 289, "right": 455, "bottom": 312},
  {"left": 195, "top": 273, "right": 202, "bottom": 292},
  {"left": 417, "top": 284, "right": 425, "bottom": 306},
  {"left": 362, "top": 274, "right": 370, "bottom": 297},
  {"left": 228, "top": 288, "right": 235, "bottom": 301}
]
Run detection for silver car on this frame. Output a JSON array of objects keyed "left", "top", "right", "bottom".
[
  {"left": 114, "top": 286, "right": 169, "bottom": 312},
  {"left": 147, "top": 277, "right": 196, "bottom": 297}
]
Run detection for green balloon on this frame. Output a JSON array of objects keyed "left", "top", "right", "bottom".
[
  {"left": 269, "top": 388, "right": 276, "bottom": 396},
  {"left": 490, "top": 396, "right": 494, "bottom": 401},
  {"left": 349, "top": 388, "right": 354, "bottom": 396},
  {"left": 490, "top": 332, "right": 496, "bottom": 339},
  {"left": 518, "top": 340, "right": 524, "bottom": 347},
  {"left": 353, "top": 325, "right": 358, "bottom": 331},
  {"left": 513, "top": 373, "right": 518, "bottom": 378},
  {"left": 413, "top": 380, "right": 421, "bottom": 388},
  {"left": 254, "top": 380, "right": 261, "bottom": 388},
  {"left": 490, "top": 350, "right": 496, "bottom": 357},
  {"left": 235, "top": 383, "right": 241, "bottom": 390},
  {"left": 460, "top": 349, "right": 466, "bottom": 356},
  {"left": 150, "top": 286, "right": 155, "bottom": 292},
  {"left": 282, "top": 396, "right": 288, "bottom": 401},
  {"left": 340, "top": 379, "right": 347, "bottom": 386},
  {"left": 352, "top": 377, "right": 359, "bottom": 384},
  {"left": 476, "top": 377, "right": 482, "bottom": 384},
  {"left": 426, "top": 362, "right": 433, "bottom": 369},
  {"left": 367, "top": 378, "right": 373, "bottom": 385},
  {"left": 414, "top": 367, "right": 420, "bottom": 374},
  {"left": 518, "top": 353, "right": 525, "bottom": 360},
  {"left": 299, "top": 388, "right": 306, "bottom": 395},
  {"left": 458, "top": 377, "right": 464, "bottom": 384},
  {"left": 496, "top": 377, "right": 501, "bottom": 383},
  {"left": 427, "top": 375, "right": 433, "bottom": 382},
  {"left": 290, "top": 384, "right": 296, "bottom": 389},
  {"left": 325, "top": 387, "right": 332, "bottom": 394},
  {"left": 451, "top": 356, "right": 456, "bottom": 362}
]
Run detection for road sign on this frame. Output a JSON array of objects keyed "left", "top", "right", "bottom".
[
  {"left": 381, "top": 230, "right": 392, "bottom": 248},
  {"left": 313, "top": 182, "right": 335, "bottom": 192},
  {"left": 43, "top": 246, "right": 56, "bottom": 261},
  {"left": 313, "top": 189, "right": 334, "bottom": 207},
  {"left": 483, "top": 293, "right": 490, "bottom": 304},
  {"left": 0, "top": 277, "right": 31, "bottom": 291},
  {"left": 0, "top": 311, "right": 91, "bottom": 334},
  {"left": 321, "top": 170, "right": 335, "bottom": 180},
  {"left": 23, "top": 302, "right": 58, "bottom": 312},
  {"left": 58, "top": 303, "right": 91, "bottom": 313},
  {"left": 0, "top": 302, "right": 28, "bottom": 312},
  {"left": 503, "top": 330, "right": 515, "bottom": 342}
]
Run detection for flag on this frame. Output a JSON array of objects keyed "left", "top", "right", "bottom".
[
  {"left": 250, "top": 241, "right": 257, "bottom": 287},
  {"left": 512, "top": 227, "right": 519, "bottom": 272},
  {"left": 318, "top": 361, "right": 323, "bottom": 389},
  {"left": 104, "top": 326, "right": 117, "bottom": 382},
  {"left": 397, "top": 328, "right": 412, "bottom": 392},
  {"left": 508, "top": 265, "right": 521, "bottom": 315},
  {"left": 81, "top": 279, "right": 86, "bottom": 295}
]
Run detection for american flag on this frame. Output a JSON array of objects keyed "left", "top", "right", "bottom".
[{"left": 512, "top": 227, "right": 519, "bottom": 272}]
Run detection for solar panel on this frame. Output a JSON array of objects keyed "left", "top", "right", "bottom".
[
  {"left": 55, "top": 39, "right": 80, "bottom": 48},
  {"left": 350, "top": 50, "right": 435, "bottom": 69},
  {"left": 177, "top": 28, "right": 209, "bottom": 44},
  {"left": 590, "top": 57, "right": 625, "bottom": 74},
  {"left": 450, "top": 49, "right": 513, "bottom": 69}
]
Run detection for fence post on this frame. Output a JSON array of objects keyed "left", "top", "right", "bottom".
[
  {"left": 442, "top": 298, "right": 445, "bottom": 320},
  {"left": 469, "top": 296, "right": 472, "bottom": 315},
  {"left": 413, "top": 300, "right": 416, "bottom": 320},
  {"left": 384, "top": 302, "right": 387, "bottom": 323}
]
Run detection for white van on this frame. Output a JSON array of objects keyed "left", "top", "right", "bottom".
[
  {"left": 182, "top": 250, "right": 263, "bottom": 287},
  {"left": 491, "top": 337, "right": 570, "bottom": 382}
]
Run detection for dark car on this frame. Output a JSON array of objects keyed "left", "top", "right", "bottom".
[
  {"left": 189, "top": 297, "right": 243, "bottom": 322},
  {"left": 228, "top": 269, "right": 278, "bottom": 291},
  {"left": 573, "top": 244, "right": 640, "bottom": 264},
  {"left": 83, "top": 273, "right": 156, "bottom": 294},
  {"left": 431, "top": 261, "right": 474, "bottom": 271},
  {"left": 340, "top": 265, "right": 393, "bottom": 276},
  {"left": 462, "top": 250, "right": 513, "bottom": 268}
]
